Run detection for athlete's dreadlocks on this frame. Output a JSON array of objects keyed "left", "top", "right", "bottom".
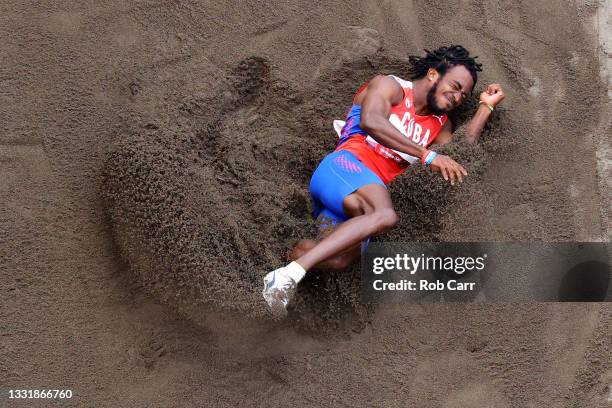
[{"left": 408, "top": 45, "right": 483, "bottom": 86}]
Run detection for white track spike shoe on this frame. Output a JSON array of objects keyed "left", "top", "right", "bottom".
[{"left": 262, "top": 267, "right": 297, "bottom": 317}]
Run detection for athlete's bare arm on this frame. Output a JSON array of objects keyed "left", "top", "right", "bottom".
[
  {"left": 358, "top": 75, "right": 426, "bottom": 158},
  {"left": 359, "top": 75, "right": 468, "bottom": 185},
  {"left": 435, "top": 84, "right": 505, "bottom": 146},
  {"left": 465, "top": 83, "right": 505, "bottom": 143}
]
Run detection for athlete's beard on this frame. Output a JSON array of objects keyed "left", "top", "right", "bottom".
[{"left": 426, "top": 79, "right": 448, "bottom": 115}]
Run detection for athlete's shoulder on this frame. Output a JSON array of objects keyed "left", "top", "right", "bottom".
[
  {"left": 387, "top": 75, "right": 413, "bottom": 89},
  {"left": 365, "top": 75, "right": 405, "bottom": 105}
]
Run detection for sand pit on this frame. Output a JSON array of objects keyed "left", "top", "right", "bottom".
[
  {"left": 2, "top": 0, "right": 611, "bottom": 406},
  {"left": 103, "top": 53, "right": 494, "bottom": 324}
]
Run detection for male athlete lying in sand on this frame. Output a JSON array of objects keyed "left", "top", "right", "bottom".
[{"left": 263, "top": 45, "right": 505, "bottom": 316}]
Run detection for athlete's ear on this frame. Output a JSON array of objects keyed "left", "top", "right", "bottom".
[{"left": 426, "top": 68, "right": 440, "bottom": 83}]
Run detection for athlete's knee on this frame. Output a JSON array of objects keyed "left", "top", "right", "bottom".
[
  {"left": 325, "top": 252, "right": 358, "bottom": 271},
  {"left": 371, "top": 208, "right": 399, "bottom": 231},
  {"left": 297, "top": 239, "right": 317, "bottom": 250},
  {"left": 288, "top": 239, "right": 317, "bottom": 260},
  {"left": 343, "top": 194, "right": 368, "bottom": 218}
]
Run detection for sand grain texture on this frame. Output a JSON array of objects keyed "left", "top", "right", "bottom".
[{"left": 1, "top": 0, "right": 610, "bottom": 407}]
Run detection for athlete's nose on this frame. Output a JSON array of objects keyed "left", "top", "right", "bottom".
[{"left": 451, "top": 91, "right": 460, "bottom": 106}]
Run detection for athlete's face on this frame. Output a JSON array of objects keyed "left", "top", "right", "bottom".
[{"left": 426, "top": 65, "right": 474, "bottom": 114}]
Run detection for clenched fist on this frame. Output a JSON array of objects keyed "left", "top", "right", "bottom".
[{"left": 480, "top": 83, "right": 505, "bottom": 108}]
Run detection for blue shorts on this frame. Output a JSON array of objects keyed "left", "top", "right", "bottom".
[{"left": 309, "top": 150, "right": 386, "bottom": 225}]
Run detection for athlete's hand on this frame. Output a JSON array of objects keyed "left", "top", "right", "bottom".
[
  {"left": 429, "top": 154, "right": 467, "bottom": 186},
  {"left": 480, "top": 83, "right": 505, "bottom": 107}
]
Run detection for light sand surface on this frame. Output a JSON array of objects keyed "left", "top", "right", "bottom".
[{"left": 1, "top": 1, "right": 610, "bottom": 406}]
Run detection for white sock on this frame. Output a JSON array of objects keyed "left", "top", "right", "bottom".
[{"left": 284, "top": 261, "right": 306, "bottom": 283}]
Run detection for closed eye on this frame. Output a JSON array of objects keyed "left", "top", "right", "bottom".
[{"left": 453, "top": 81, "right": 468, "bottom": 100}]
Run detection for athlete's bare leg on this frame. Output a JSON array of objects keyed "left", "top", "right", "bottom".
[
  {"left": 262, "top": 184, "right": 397, "bottom": 314},
  {"left": 293, "top": 183, "right": 398, "bottom": 271},
  {"left": 289, "top": 237, "right": 361, "bottom": 271},
  {"left": 288, "top": 192, "right": 373, "bottom": 270}
]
